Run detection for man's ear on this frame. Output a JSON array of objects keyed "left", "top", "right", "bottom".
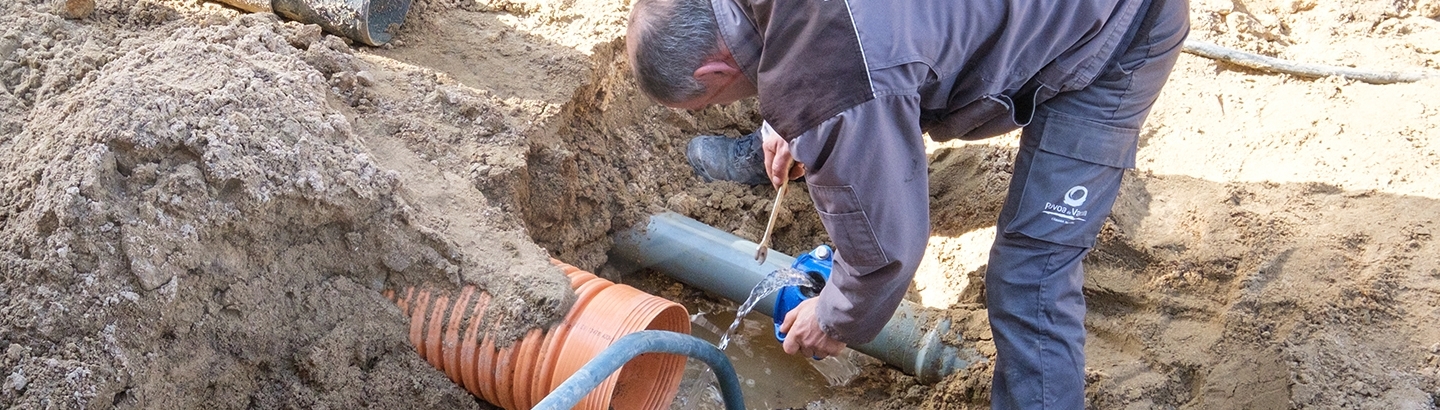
[{"left": 693, "top": 58, "right": 742, "bottom": 85}]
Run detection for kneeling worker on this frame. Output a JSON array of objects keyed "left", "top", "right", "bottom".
[{"left": 625, "top": 0, "right": 1188, "bottom": 407}]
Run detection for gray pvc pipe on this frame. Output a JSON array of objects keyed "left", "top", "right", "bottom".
[
  {"left": 210, "top": 0, "right": 410, "bottom": 46},
  {"left": 611, "top": 212, "right": 986, "bottom": 384}
]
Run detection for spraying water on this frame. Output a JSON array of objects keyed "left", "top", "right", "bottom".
[
  {"left": 717, "top": 267, "right": 817, "bottom": 351},
  {"left": 676, "top": 265, "right": 853, "bottom": 409}
]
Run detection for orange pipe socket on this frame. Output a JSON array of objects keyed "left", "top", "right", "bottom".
[{"left": 383, "top": 260, "right": 692, "bottom": 410}]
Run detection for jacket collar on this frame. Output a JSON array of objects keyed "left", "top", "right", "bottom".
[{"left": 711, "top": 0, "right": 761, "bottom": 87}]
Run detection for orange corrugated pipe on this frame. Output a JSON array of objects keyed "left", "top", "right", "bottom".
[{"left": 383, "top": 259, "right": 691, "bottom": 410}]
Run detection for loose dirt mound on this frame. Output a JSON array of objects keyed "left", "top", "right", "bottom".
[
  {"left": 2, "top": 0, "right": 1439, "bottom": 408},
  {"left": 1, "top": 3, "right": 569, "bottom": 408}
]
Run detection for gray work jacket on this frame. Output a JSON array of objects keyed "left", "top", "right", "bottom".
[{"left": 712, "top": 0, "right": 1147, "bottom": 344}]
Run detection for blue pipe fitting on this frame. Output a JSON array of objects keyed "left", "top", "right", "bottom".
[
  {"left": 611, "top": 212, "right": 987, "bottom": 384},
  {"left": 773, "top": 245, "right": 833, "bottom": 342}
]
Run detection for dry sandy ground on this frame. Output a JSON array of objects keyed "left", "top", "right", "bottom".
[{"left": 2, "top": 0, "right": 1439, "bottom": 408}]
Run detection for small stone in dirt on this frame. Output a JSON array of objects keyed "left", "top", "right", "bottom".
[
  {"left": 1430, "top": 342, "right": 1439, "bottom": 353},
  {"left": 4, "top": 370, "right": 25, "bottom": 392},
  {"left": 356, "top": 71, "right": 376, "bottom": 86},
  {"left": 53, "top": 0, "right": 94, "bottom": 19},
  {"left": 382, "top": 250, "right": 414, "bottom": 272},
  {"left": 286, "top": 24, "right": 323, "bottom": 49},
  {"left": 1417, "top": 0, "right": 1440, "bottom": 18},
  {"left": 129, "top": 257, "right": 176, "bottom": 291}
]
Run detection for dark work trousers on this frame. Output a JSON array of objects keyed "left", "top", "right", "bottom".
[{"left": 985, "top": 0, "right": 1189, "bottom": 409}]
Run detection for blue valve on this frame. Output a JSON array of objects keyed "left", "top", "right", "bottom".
[{"left": 773, "top": 244, "right": 834, "bottom": 342}]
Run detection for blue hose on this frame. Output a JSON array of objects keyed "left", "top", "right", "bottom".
[{"left": 533, "top": 330, "right": 745, "bottom": 410}]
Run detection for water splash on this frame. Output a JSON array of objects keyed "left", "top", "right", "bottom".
[
  {"left": 717, "top": 267, "right": 816, "bottom": 351},
  {"left": 673, "top": 363, "right": 725, "bottom": 410},
  {"left": 809, "top": 350, "right": 862, "bottom": 386}
]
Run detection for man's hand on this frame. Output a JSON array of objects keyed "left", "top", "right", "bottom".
[
  {"left": 779, "top": 298, "right": 846, "bottom": 359},
  {"left": 760, "top": 122, "right": 805, "bottom": 189}
]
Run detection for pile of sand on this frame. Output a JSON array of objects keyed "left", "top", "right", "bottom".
[{"left": 1, "top": 2, "right": 569, "bottom": 407}]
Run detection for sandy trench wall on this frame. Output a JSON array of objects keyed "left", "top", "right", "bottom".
[
  {"left": 1073, "top": 175, "right": 1440, "bottom": 409},
  {"left": 518, "top": 39, "right": 790, "bottom": 270},
  {"left": 0, "top": 1, "right": 572, "bottom": 407}
]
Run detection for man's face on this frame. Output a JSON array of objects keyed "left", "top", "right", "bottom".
[{"left": 666, "top": 77, "right": 756, "bottom": 110}]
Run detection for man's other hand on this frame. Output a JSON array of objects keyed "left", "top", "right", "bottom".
[
  {"left": 760, "top": 122, "right": 805, "bottom": 189},
  {"left": 779, "top": 298, "right": 846, "bottom": 359}
]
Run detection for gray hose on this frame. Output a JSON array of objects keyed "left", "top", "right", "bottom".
[{"left": 1183, "top": 40, "right": 1440, "bottom": 84}]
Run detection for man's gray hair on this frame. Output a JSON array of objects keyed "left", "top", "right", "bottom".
[{"left": 630, "top": 0, "right": 720, "bottom": 104}]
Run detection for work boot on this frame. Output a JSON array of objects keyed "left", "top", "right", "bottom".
[{"left": 686, "top": 132, "right": 768, "bottom": 186}]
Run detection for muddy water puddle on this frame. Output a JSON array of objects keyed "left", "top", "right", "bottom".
[
  {"left": 678, "top": 307, "right": 829, "bottom": 409},
  {"left": 609, "top": 264, "right": 861, "bottom": 408}
]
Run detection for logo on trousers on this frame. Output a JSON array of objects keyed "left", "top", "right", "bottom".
[
  {"left": 1063, "top": 186, "right": 1088, "bottom": 207},
  {"left": 1042, "top": 185, "right": 1090, "bottom": 225}
]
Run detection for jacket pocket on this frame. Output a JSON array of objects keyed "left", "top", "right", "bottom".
[
  {"left": 925, "top": 94, "right": 1011, "bottom": 142},
  {"left": 927, "top": 84, "right": 1059, "bottom": 142},
  {"left": 808, "top": 184, "right": 890, "bottom": 268},
  {"left": 1003, "top": 111, "right": 1139, "bottom": 248}
]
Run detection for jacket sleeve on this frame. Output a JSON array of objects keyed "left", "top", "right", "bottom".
[{"left": 787, "top": 93, "right": 931, "bottom": 345}]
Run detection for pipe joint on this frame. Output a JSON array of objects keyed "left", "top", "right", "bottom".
[{"left": 612, "top": 212, "right": 988, "bottom": 384}]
